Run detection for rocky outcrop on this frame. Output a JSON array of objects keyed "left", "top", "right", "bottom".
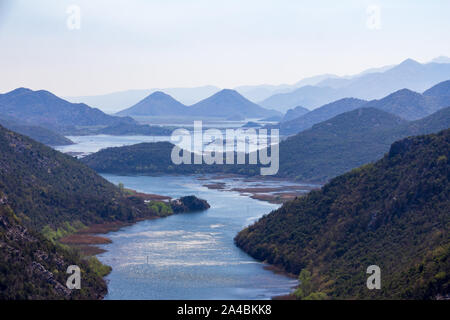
[
  {"left": 170, "top": 196, "right": 210, "bottom": 213},
  {"left": 0, "top": 200, "right": 107, "bottom": 300}
]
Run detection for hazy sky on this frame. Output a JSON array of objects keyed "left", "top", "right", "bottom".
[{"left": 0, "top": 0, "right": 449, "bottom": 96}]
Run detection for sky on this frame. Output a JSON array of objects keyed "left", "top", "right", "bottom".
[{"left": 0, "top": 0, "right": 449, "bottom": 96}]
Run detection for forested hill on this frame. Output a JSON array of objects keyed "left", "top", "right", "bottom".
[
  {"left": 0, "top": 124, "right": 157, "bottom": 231},
  {"left": 235, "top": 129, "right": 450, "bottom": 299},
  {"left": 276, "top": 106, "right": 450, "bottom": 182}
]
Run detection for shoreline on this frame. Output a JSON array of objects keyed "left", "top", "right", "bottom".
[{"left": 200, "top": 174, "right": 320, "bottom": 204}]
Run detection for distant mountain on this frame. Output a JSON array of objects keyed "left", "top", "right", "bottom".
[
  {"left": 281, "top": 106, "right": 310, "bottom": 122},
  {"left": 0, "top": 114, "right": 73, "bottom": 146},
  {"left": 116, "top": 91, "right": 189, "bottom": 116},
  {"left": 235, "top": 74, "right": 339, "bottom": 102},
  {"left": 235, "top": 129, "right": 450, "bottom": 299},
  {"left": 234, "top": 84, "right": 294, "bottom": 103},
  {"left": 115, "top": 89, "right": 281, "bottom": 119},
  {"left": 0, "top": 88, "right": 136, "bottom": 134},
  {"left": 66, "top": 86, "right": 220, "bottom": 113},
  {"left": 423, "top": 80, "right": 450, "bottom": 99},
  {"left": 364, "top": 82, "right": 450, "bottom": 120},
  {"left": 363, "top": 89, "right": 432, "bottom": 120},
  {"left": 431, "top": 56, "right": 450, "bottom": 64},
  {"left": 260, "top": 59, "right": 450, "bottom": 111},
  {"left": 277, "top": 98, "right": 367, "bottom": 135},
  {"left": 329, "top": 58, "right": 450, "bottom": 98},
  {"left": 260, "top": 85, "right": 343, "bottom": 112},
  {"left": 188, "top": 89, "right": 281, "bottom": 118}
]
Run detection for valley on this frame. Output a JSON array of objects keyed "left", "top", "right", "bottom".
[{"left": 0, "top": 56, "right": 449, "bottom": 301}]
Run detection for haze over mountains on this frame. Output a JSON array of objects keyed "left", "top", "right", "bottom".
[
  {"left": 260, "top": 59, "right": 450, "bottom": 111},
  {"left": 66, "top": 86, "right": 220, "bottom": 114},
  {"left": 64, "top": 57, "right": 450, "bottom": 114}
]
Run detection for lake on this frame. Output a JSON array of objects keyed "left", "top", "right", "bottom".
[
  {"left": 97, "top": 174, "right": 299, "bottom": 300},
  {"left": 54, "top": 129, "right": 280, "bottom": 157}
]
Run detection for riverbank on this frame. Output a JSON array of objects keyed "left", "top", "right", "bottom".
[{"left": 59, "top": 191, "right": 210, "bottom": 256}]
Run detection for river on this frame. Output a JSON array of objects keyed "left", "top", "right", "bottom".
[{"left": 97, "top": 174, "right": 299, "bottom": 300}]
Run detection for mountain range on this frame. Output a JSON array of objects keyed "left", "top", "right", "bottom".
[
  {"left": 63, "top": 57, "right": 450, "bottom": 113},
  {"left": 81, "top": 105, "right": 450, "bottom": 183},
  {"left": 0, "top": 88, "right": 136, "bottom": 135},
  {"left": 65, "top": 86, "right": 221, "bottom": 114},
  {"left": 260, "top": 59, "right": 450, "bottom": 111},
  {"left": 277, "top": 80, "right": 450, "bottom": 135}
]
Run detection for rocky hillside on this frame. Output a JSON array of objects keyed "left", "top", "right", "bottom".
[{"left": 0, "top": 202, "right": 107, "bottom": 299}]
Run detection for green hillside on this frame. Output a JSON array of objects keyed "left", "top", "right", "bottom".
[
  {"left": 0, "top": 124, "right": 157, "bottom": 231},
  {"left": 235, "top": 129, "right": 450, "bottom": 299}
]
